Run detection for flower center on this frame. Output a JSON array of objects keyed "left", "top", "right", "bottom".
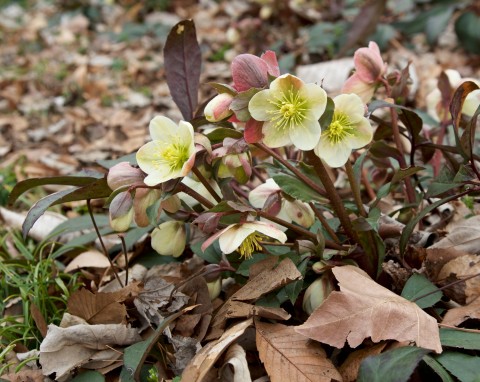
[
  {"left": 268, "top": 88, "right": 308, "bottom": 131},
  {"left": 237, "top": 232, "right": 266, "bottom": 259},
  {"left": 161, "top": 140, "right": 190, "bottom": 172},
  {"left": 325, "top": 111, "right": 354, "bottom": 145}
]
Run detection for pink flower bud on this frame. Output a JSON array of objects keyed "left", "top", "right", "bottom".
[
  {"left": 204, "top": 93, "right": 234, "bottom": 122},
  {"left": 353, "top": 41, "right": 386, "bottom": 84},
  {"left": 109, "top": 191, "right": 134, "bottom": 232},
  {"left": 231, "top": 50, "right": 280, "bottom": 92},
  {"left": 107, "top": 162, "right": 144, "bottom": 191}
]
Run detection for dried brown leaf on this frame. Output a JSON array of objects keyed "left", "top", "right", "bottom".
[
  {"left": 256, "top": 321, "right": 342, "bottom": 382},
  {"left": 182, "top": 319, "right": 253, "bottom": 382},
  {"left": 64, "top": 250, "right": 111, "bottom": 272},
  {"left": 442, "top": 297, "right": 480, "bottom": 327},
  {"left": 30, "top": 303, "right": 48, "bottom": 338},
  {"left": 219, "top": 343, "right": 252, "bottom": 382},
  {"left": 295, "top": 265, "right": 442, "bottom": 353},
  {"left": 338, "top": 342, "right": 387, "bottom": 382},
  {"left": 431, "top": 215, "right": 480, "bottom": 253}
]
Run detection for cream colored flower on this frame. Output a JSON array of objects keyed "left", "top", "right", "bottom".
[
  {"left": 136, "top": 116, "right": 196, "bottom": 186},
  {"left": 201, "top": 221, "right": 287, "bottom": 259},
  {"left": 151, "top": 221, "right": 186, "bottom": 257},
  {"left": 248, "top": 74, "right": 327, "bottom": 150},
  {"left": 249, "top": 178, "right": 314, "bottom": 231},
  {"left": 314, "top": 93, "right": 373, "bottom": 168}
]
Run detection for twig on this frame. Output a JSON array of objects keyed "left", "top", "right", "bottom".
[
  {"left": 308, "top": 202, "right": 341, "bottom": 244},
  {"left": 119, "top": 234, "right": 129, "bottom": 286},
  {"left": 191, "top": 166, "right": 222, "bottom": 203}
]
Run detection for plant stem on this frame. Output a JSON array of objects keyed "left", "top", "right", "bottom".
[
  {"left": 256, "top": 209, "right": 346, "bottom": 250},
  {"left": 119, "top": 234, "right": 129, "bottom": 286},
  {"left": 87, "top": 199, "right": 123, "bottom": 288},
  {"left": 175, "top": 182, "right": 215, "bottom": 209},
  {"left": 191, "top": 166, "right": 222, "bottom": 203},
  {"left": 345, "top": 161, "right": 367, "bottom": 217},
  {"left": 254, "top": 143, "right": 327, "bottom": 197},
  {"left": 308, "top": 202, "right": 341, "bottom": 244},
  {"left": 305, "top": 151, "right": 358, "bottom": 243}
]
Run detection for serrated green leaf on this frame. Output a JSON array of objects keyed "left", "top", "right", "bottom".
[
  {"left": 358, "top": 346, "right": 430, "bottom": 382},
  {"left": 401, "top": 273, "right": 442, "bottom": 309},
  {"left": 435, "top": 352, "right": 480, "bottom": 382}
]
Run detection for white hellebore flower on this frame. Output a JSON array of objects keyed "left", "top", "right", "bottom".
[
  {"left": 151, "top": 221, "right": 186, "bottom": 257},
  {"left": 248, "top": 74, "right": 327, "bottom": 150},
  {"left": 136, "top": 116, "right": 196, "bottom": 186},
  {"left": 314, "top": 93, "right": 373, "bottom": 168},
  {"left": 201, "top": 221, "right": 287, "bottom": 259},
  {"left": 249, "top": 178, "right": 315, "bottom": 231}
]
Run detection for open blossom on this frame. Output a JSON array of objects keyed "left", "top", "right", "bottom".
[
  {"left": 249, "top": 178, "right": 314, "bottom": 231},
  {"left": 136, "top": 116, "right": 196, "bottom": 186},
  {"left": 342, "top": 41, "right": 386, "bottom": 103},
  {"left": 201, "top": 221, "right": 287, "bottom": 259},
  {"left": 314, "top": 93, "right": 373, "bottom": 168},
  {"left": 248, "top": 74, "right": 327, "bottom": 150},
  {"left": 426, "top": 69, "right": 480, "bottom": 121}
]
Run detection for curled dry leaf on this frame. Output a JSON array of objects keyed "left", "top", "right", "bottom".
[
  {"left": 442, "top": 297, "right": 480, "bottom": 327},
  {"left": 39, "top": 323, "right": 141, "bottom": 379},
  {"left": 64, "top": 250, "right": 111, "bottom": 272},
  {"left": 295, "top": 265, "right": 442, "bottom": 353},
  {"left": 256, "top": 321, "right": 342, "bottom": 382},
  {"left": 219, "top": 343, "right": 252, "bottom": 382},
  {"left": 182, "top": 318, "right": 253, "bottom": 382},
  {"left": 431, "top": 215, "right": 480, "bottom": 253}
]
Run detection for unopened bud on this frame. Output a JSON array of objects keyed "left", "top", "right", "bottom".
[
  {"left": 204, "top": 93, "right": 234, "bottom": 122},
  {"left": 303, "top": 275, "right": 335, "bottom": 315},
  {"left": 107, "top": 162, "right": 144, "bottom": 191},
  {"left": 151, "top": 221, "right": 186, "bottom": 257},
  {"left": 109, "top": 191, "right": 134, "bottom": 232},
  {"left": 207, "top": 277, "right": 222, "bottom": 300}
]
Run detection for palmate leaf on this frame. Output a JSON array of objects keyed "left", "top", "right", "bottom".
[{"left": 164, "top": 20, "right": 201, "bottom": 121}]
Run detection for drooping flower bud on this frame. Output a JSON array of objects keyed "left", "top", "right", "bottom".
[
  {"left": 109, "top": 191, "right": 134, "bottom": 232},
  {"left": 302, "top": 275, "right": 335, "bottom": 315},
  {"left": 107, "top": 162, "right": 145, "bottom": 191},
  {"left": 204, "top": 93, "right": 234, "bottom": 122},
  {"left": 133, "top": 188, "right": 161, "bottom": 227},
  {"left": 151, "top": 221, "right": 187, "bottom": 257},
  {"left": 207, "top": 277, "right": 222, "bottom": 300}
]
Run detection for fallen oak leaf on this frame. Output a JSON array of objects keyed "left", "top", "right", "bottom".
[
  {"left": 442, "top": 297, "right": 480, "bottom": 327},
  {"left": 256, "top": 321, "right": 342, "bottom": 382},
  {"left": 295, "top": 265, "right": 442, "bottom": 353}
]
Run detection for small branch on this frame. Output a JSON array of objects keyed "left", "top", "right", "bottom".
[
  {"left": 308, "top": 202, "right": 341, "bottom": 244},
  {"left": 254, "top": 143, "right": 327, "bottom": 197},
  {"left": 87, "top": 199, "right": 123, "bottom": 288},
  {"left": 191, "top": 166, "right": 222, "bottom": 203},
  {"left": 175, "top": 182, "right": 215, "bottom": 209},
  {"left": 305, "top": 151, "right": 358, "bottom": 243},
  {"left": 119, "top": 234, "right": 129, "bottom": 286},
  {"left": 361, "top": 167, "right": 376, "bottom": 201}
]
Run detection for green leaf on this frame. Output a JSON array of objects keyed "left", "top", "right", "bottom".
[
  {"left": 71, "top": 371, "right": 105, "bottom": 382},
  {"left": 22, "top": 178, "right": 112, "bottom": 238},
  {"left": 53, "top": 214, "right": 109, "bottom": 234},
  {"left": 425, "top": 6, "right": 454, "bottom": 45},
  {"left": 435, "top": 352, "right": 480, "bottom": 382},
  {"left": 284, "top": 257, "right": 308, "bottom": 304},
  {"left": 230, "top": 88, "right": 259, "bottom": 122},
  {"left": 272, "top": 174, "right": 325, "bottom": 203},
  {"left": 391, "top": 166, "right": 424, "bottom": 185},
  {"left": 164, "top": 20, "right": 201, "bottom": 121},
  {"left": 358, "top": 346, "right": 430, "bottom": 382},
  {"left": 319, "top": 97, "right": 335, "bottom": 128},
  {"left": 422, "top": 355, "right": 455, "bottom": 382},
  {"left": 237, "top": 253, "right": 269, "bottom": 277},
  {"left": 190, "top": 241, "right": 222, "bottom": 264},
  {"left": 401, "top": 273, "right": 442, "bottom": 309},
  {"left": 455, "top": 11, "right": 480, "bottom": 55},
  {"left": 440, "top": 328, "right": 480, "bottom": 350},
  {"left": 205, "top": 127, "right": 243, "bottom": 142},
  {"left": 8, "top": 175, "right": 102, "bottom": 206}
]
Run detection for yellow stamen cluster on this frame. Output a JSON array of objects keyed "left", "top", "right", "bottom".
[
  {"left": 159, "top": 139, "right": 190, "bottom": 172},
  {"left": 325, "top": 111, "right": 354, "bottom": 145},
  {"left": 268, "top": 88, "right": 308, "bottom": 131},
  {"left": 237, "top": 232, "right": 266, "bottom": 259}
]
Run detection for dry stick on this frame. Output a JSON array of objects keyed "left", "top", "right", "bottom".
[
  {"left": 344, "top": 160, "right": 367, "bottom": 217},
  {"left": 175, "top": 182, "right": 214, "bottom": 209},
  {"left": 119, "top": 235, "right": 129, "bottom": 286},
  {"left": 305, "top": 151, "right": 358, "bottom": 243},
  {"left": 254, "top": 143, "right": 327, "bottom": 197},
  {"left": 308, "top": 202, "right": 341, "bottom": 244},
  {"left": 191, "top": 166, "right": 222, "bottom": 203},
  {"left": 361, "top": 167, "right": 377, "bottom": 201},
  {"left": 87, "top": 199, "right": 124, "bottom": 288}
]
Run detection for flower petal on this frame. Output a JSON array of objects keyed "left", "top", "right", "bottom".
[
  {"left": 149, "top": 116, "right": 179, "bottom": 141},
  {"left": 248, "top": 89, "right": 276, "bottom": 121},
  {"left": 232, "top": 54, "right": 270, "bottom": 91},
  {"left": 354, "top": 41, "right": 385, "bottom": 83},
  {"left": 347, "top": 118, "right": 374, "bottom": 149},
  {"left": 219, "top": 225, "right": 256, "bottom": 254},
  {"left": 301, "top": 83, "right": 327, "bottom": 119},
  {"left": 334, "top": 93, "right": 365, "bottom": 119},
  {"left": 342, "top": 74, "right": 375, "bottom": 103},
  {"left": 315, "top": 138, "right": 352, "bottom": 168},
  {"left": 244, "top": 118, "right": 264, "bottom": 143},
  {"left": 243, "top": 221, "right": 287, "bottom": 243},
  {"left": 289, "top": 117, "right": 321, "bottom": 151},
  {"left": 248, "top": 178, "right": 280, "bottom": 208},
  {"left": 260, "top": 50, "right": 280, "bottom": 77},
  {"left": 262, "top": 121, "right": 293, "bottom": 148}
]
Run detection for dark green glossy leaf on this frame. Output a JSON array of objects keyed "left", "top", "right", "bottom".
[
  {"left": 435, "top": 352, "right": 480, "bottom": 382},
  {"left": 422, "top": 355, "right": 454, "bottom": 382},
  {"left": 401, "top": 273, "right": 442, "bottom": 309},
  {"left": 358, "top": 346, "right": 430, "bottom": 382},
  {"left": 164, "top": 20, "right": 201, "bottom": 121},
  {"left": 391, "top": 166, "right": 424, "bottom": 184},
  {"left": 440, "top": 328, "right": 480, "bottom": 350},
  {"left": 190, "top": 241, "right": 222, "bottom": 264},
  {"left": 71, "top": 371, "right": 105, "bottom": 382},
  {"left": 284, "top": 257, "right": 308, "bottom": 304},
  {"left": 319, "top": 97, "right": 335, "bottom": 128},
  {"left": 273, "top": 174, "right": 326, "bottom": 203},
  {"left": 205, "top": 127, "right": 243, "bottom": 142}
]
